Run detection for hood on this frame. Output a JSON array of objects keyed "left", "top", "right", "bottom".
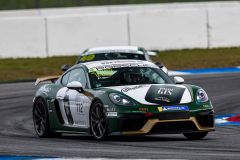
[{"left": 102, "top": 84, "right": 192, "bottom": 105}]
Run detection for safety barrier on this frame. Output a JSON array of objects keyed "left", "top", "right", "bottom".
[
  {"left": 208, "top": 7, "right": 240, "bottom": 48},
  {"left": 129, "top": 9, "right": 208, "bottom": 50},
  {"left": 0, "top": 17, "right": 47, "bottom": 58},
  {"left": 0, "top": 2, "right": 240, "bottom": 58},
  {"left": 46, "top": 13, "right": 129, "bottom": 57}
]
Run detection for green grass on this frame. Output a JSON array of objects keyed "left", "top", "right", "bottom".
[
  {"left": 0, "top": 47, "right": 240, "bottom": 81},
  {"left": 151, "top": 47, "right": 240, "bottom": 70}
]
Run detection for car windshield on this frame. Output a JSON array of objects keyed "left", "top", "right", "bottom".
[
  {"left": 77, "top": 53, "right": 145, "bottom": 64},
  {"left": 89, "top": 67, "right": 173, "bottom": 88}
]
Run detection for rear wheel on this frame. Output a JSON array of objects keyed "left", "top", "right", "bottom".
[
  {"left": 183, "top": 132, "right": 208, "bottom": 140},
  {"left": 90, "top": 101, "right": 108, "bottom": 140},
  {"left": 33, "top": 98, "right": 62, "bottom": 138}
]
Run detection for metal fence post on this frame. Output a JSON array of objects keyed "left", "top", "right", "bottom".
[
  {"left": 10, "top": 0, "right": 14, "bottom": 10},
  {"left": 35, "top": 0, "right": 39, "bottom": 8}
]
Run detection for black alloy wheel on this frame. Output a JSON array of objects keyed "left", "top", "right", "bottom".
[
  {"left": 33, "top": 98, "right": 62, "bottom": 138},
  {"left": 90, "top": 101, "right": 108, "bottom": 140},
  {"left": 183, "top": 132, "right": 208, "bottom": 140}
]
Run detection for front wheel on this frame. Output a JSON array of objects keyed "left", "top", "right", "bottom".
[
  {"left": 90, "top": 101, "right": 108, "bottom": 140},
  {"left": 183, "top": 132, "right": 208, "bottom": 140}
]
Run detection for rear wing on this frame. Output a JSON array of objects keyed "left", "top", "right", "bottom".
[
  {"left": 35, "top": 75, "right": 61, "bottom": 86},
  {"left": 147, "top": 51, "right": 157, "bottom": 56}
]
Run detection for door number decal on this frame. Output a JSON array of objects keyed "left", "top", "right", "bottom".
[{"left": 76, "top": 102, "right": 84, "bottom": 115}]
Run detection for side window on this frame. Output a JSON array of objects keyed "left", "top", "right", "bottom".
[
  {"left": 68, "top": 68, "right": 87, "bottom": 88},
  {"left": 62, "top": 72, "right": 70, "bottom": 86}
]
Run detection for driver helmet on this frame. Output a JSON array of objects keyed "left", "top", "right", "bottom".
[{"left": 130, "top": 69, "right": 143, "bottom": 82}]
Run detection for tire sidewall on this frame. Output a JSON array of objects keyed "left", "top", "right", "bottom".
[
  {"left": 33, "top": 98, "right": 51, "bottom": 137},
  {"left": 90, "top": 101, "right": 108, "bottom": 140}
]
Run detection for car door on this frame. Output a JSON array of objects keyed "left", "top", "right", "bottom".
[{"left": 57, "top": 68, "right": 91, "bottom": 128}]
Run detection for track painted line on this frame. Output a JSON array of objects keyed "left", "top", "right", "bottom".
[
  {"left": 215, "top": 114, "right": 240, "bottom": 126},
  {"left": 168, "top": 67, "right": 240, "bottom": 76},
  {"left": 0, "top": 156, "right": 59, "bottom": 160},
  {"left": 0, "top": 157, "right": 186, "bottom": 160}
]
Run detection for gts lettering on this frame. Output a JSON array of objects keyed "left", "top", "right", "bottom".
[{"left": 158, "top": 88, "right": 173, "bottom": 95}]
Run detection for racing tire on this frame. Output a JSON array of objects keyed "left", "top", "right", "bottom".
[
  {"left": 90, "top": 101, "right": 108, "bottom": 140},
  {"left": 183, "top": 132, "right": 208, "bottom": 140},
  {"left": 33, "top": 98, "right": 62, "bottom": 138}
]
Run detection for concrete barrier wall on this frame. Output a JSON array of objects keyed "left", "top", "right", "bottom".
[
  {"left": 0, "top": 10, "right": 39, "bottom": 18},
  {"left": 129, "top": 9, "right": 207, "bottom": 50},
  {"left": 0, "top": 17, "right": 46, "bottom": 58},
  {"left": 0, "top": 3, "right": 240, "bottom": 58},
  {"left": 109, "top": 1, "right": 240, "bottom": 12},
  {"left": 40, "top": 6, "right": 108, "bottom": 16},
  {"left": 208, "top": 8, "right": 240, "bottom": 48},
  {"left": 1, "top": 1, "right": 239, "bottom": 18},
  {"left": 46, "top": 13, "right": 129, "bottom": 57}
]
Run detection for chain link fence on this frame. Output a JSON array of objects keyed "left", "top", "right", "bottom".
[{"left": 0, "top": 0, "right": 236, "bottom": 10}]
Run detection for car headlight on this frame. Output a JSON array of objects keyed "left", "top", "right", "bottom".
[
  {"left": 109, "top": 93, "right": 136, "bottom": 106},
  {"left": 196, "top": 89, "right": 209, "bottom": 103}
]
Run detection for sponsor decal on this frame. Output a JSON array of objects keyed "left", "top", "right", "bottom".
[
  {"left": 75, "top": 120, "right": 86, "bottom": 125},
  {"left": 203, "top": 105, "right": 210, "bottom": 107},
  {"left": 39, "top": 85, "right": 51, "bottom": 92},
  {"left": 87, "top": 50, "right": 139, "bottom": 55},
  {"left": 121, "top": 85, "right": 146, "bottom": 93},
  {"left": 157, "top": 106, "right": 189, "bottom": 112},
  {"left": 91, "top": 68, "right": 115, "bottom": 76},
  {"left": 139, "top": 108, "right": 148, "bottom": 111},
  {"left": 106, "top": 112, "right": 117, "bottom": 116},
  {"left": 126, "top": 108, "right": 136, "bottom": 112},
  {"left": 155, "top": 97, "right": 170, "bottom": 102},
  {"left": 101, "top": 60, "right": 142, "bottom": 65},
  {"left": 39, "top": 85, "right": 51, "bottom": 96},
  {"left": 126, "top": 107, "right": 148, "bottom": 112},
  {"left": 94, "top": 90, "right": 105, "bottom": 95},
  {"left": 76, "top": 102, "right": 84, "bottom": 115},
  {"left": 104, "top": 105, "right": 109, "bottom": 108},
  {"left": 158, "top": 88, "right": 173, "bottom": 95},
  {"left": 63, "top": 95, "right": 74, "bottom": 125},
  {"left": 79, "top": 55, "right": 95, "bottom": 61},
  {"left": 106, "top": 108, "right": 116, "bottom": 112},
  {"left": 145, "top": 85, "right": 185, "bottom": 104}
]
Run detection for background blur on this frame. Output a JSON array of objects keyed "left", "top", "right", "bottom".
[
  {"left": 0, "top": 0, "right": 240, "bottom": 81},
  {"left": 1, "top": 0, "right": 237, "bottom": 10}
]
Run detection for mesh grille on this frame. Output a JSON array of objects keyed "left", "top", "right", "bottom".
[
  {"left": 122, "top": 119, "right": 148, "bottom": 131},
  {"left": 150, "top": 121, "right": 198, "bottom": 133},
  {"left": 196, "top": 115, "right": 214, "bottom": 127}
]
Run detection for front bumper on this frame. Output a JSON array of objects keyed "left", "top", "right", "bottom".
[{"left": 117, "top": 111, "right": 214, "bottom": 135}]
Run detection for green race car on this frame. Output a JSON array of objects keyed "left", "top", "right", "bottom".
[{"left": 33, "top": 59, "right": 214, "bottom": 140}]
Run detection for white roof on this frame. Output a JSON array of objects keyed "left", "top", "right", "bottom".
[
  {"left": 82, "top": 60, "right": 158, "bottom": 72},
  {"left": 88, "top": 46, "right": 139, "bottom": 51}
]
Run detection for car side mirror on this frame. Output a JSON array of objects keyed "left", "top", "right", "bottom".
[
  {"left": 174, "top": 76, "right": 184, "bottom": 84},
  {"left": 67, "top": 81, "right": 83, "bottom": 93},
  {"left": 61, "top": 64, "right": 70, "bottom": 71},
  {"left": 155, "top": 62, "right": 164, "bottom": 68}
]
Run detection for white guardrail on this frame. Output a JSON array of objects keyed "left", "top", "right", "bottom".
[{"left": 0, "top": 1, "right": 240, "bottom": 58}]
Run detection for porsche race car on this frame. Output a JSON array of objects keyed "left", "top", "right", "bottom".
[
  {"left": 33, "top": 59, "right": 214, "bottom": 140},
  {"left": 61, "top": 46, "right": 168, "bottom": 74}
]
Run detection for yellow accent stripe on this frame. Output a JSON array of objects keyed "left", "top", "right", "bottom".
[{"left": 122, "top": 117, "right": 214, "bottom": 134}]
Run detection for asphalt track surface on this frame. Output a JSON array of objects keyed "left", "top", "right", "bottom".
[{"left": 1, "top": 72, "right": 240, "bottom": 159}]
